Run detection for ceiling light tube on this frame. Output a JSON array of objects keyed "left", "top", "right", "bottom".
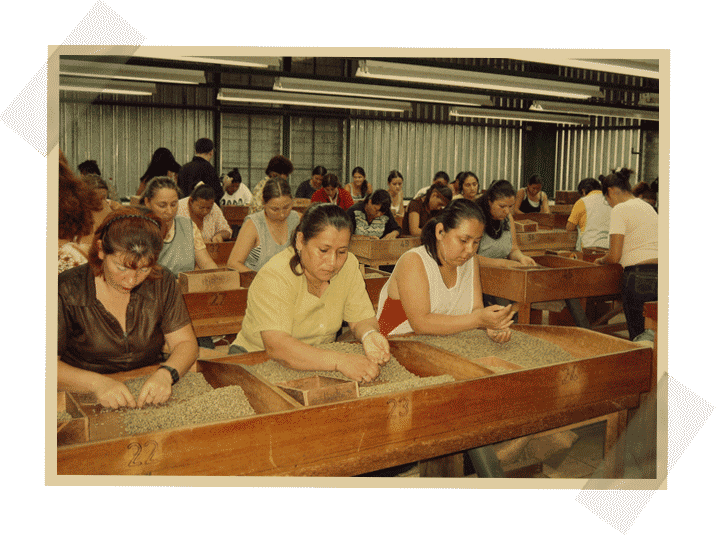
[
  {"left": 450, "top": 106, "right": 590, "bottom": 126},
  {"left": 273, "top": 77, "right": 493, "bottom": 107},
  {"left": 59, "top": 59, "right": 206, "bottom": 84},
  {"left": 132, "top": 51, "right": 281, "bottom": 69},
  {"left": 531, "top": 101, "right": 658, "bottom": 121},
  {"left": 217, "top": 88, "right": 412, "bottom": 113},
  {"left": 508, "top": 56, "right": 660, "bottom": 79},
  {"left": 59, "top": 75, "right": 156, "bottom": 96},
  {"left": 357, "top": 60, "right": 604, "bottom": 100}
]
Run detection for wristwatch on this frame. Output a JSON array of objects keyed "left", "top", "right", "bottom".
[{"left": 158, "top": 364, "right": 180, "bottom": 385}]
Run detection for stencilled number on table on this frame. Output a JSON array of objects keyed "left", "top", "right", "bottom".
[
  {"left": 209, "top": 293, "right": 225, "bottom": 306},
  {"left": 559, "top": 364, "right": 580, "bottom": 384},
  {"left": 126, "top": 440, "right": 158, "bottom": 467},
  {"left": 387, "top": 396, "right": 410, "bottom": 418}
]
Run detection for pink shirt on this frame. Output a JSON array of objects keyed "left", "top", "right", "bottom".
[{"left": 177, "top": 197, "right": 232, "bottom": 243}]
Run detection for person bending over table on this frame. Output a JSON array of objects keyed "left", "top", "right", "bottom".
[
  {"left": 58, "top": 209, "right": 198, "bottom": 409},
  {"left": 177, "top": 183, "right": 232, "bottom": 243},
  {"left": 377, "top": 198, "right": 514, "bottom": 342},
  {"left": 476, "top": 180, "right": 538, "bottom": 268},
  {"left": 402, "top": 183, "right": 453, "bottom": 236},
  {"left": 311, "top": 172, "right": 354, "bottom": 210},
  {"left": 514, "top": 174, "right": 551, "bottom": 214},
  {"left": 227, "top": 177, "right": 300, "bottom": 273},
  {"left": 228, "top": 203, "right": 390, "bottom": 383},
  {"left": 595, "top": 168, "right": 658, "bottom": 342},
  {"left": 347, "top": 189, "right": 401, "bottom": 240},
  {"left": 566, "top": 177, "right": 611, "bottom": 249},
  {"left": 143, "top": 176, "right": 218, "bottom": 277}
]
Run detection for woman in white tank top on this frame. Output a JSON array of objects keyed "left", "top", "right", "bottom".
[{"left": 376, "top": 199, "right": 514, "bottom": 340}]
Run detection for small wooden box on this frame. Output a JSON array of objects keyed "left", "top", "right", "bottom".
[
  {"left": 239, "top": 271, "right": 258, "bottom": 289},
  {"left": 514, "top": 219, "right": 538, "bottom": 233},
  {"left": 129, "top": 195, "right": 143, "bottom": 207},
  {"left": 179, "top": 268, "right": 241, "bottom": 294},
  {"left": 57, "top": 392, "right": 89, "bottom": 446},
  {"left": 275, "top": 376, "right": 360, "bottom": 406},
  {"left": 555, "top": 191, "right": 581, "bottom": 205},
  {"left": 349, "top": 235, "right": 420, "bottom": 260}
]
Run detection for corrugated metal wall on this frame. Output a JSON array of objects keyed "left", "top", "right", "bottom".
[
  {"left": 554, "top": 118, "right": 642, "bottom": 192},
  {"left": 349, "top": 119, "right": 523, "bottom": 196},
  {"left": 59, "top": 90, "right": 214, "bottom": 199},
  {"left": 289, "top": 116, "right": 344, "bottom": 192}
]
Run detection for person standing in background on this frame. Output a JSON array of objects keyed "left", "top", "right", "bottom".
[
  {"left": 514, "top": 174, "right": 551, "bottom": 214},
  {"left": 177, "top": 138, "right": 222, "bottom": 203}
]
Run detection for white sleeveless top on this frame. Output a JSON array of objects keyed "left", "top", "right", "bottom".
[{"left": 376, "top": 245, "right": 474, "bottom": 336}]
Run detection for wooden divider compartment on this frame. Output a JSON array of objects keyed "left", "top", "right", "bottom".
[
  {"left": 204, "top": 241, "right": 236, "bottom": 266},
  {"left": 56, "top": 328, "right": 652, "bottom": 477},
  {"left": 57, "top": 391, "right": 89, "bottom": 446}
]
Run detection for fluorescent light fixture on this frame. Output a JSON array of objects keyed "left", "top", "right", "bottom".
[
  {"left": 449, "top": 106, "right": 590, "bottom": 126},
  {"left": 59, "top": 75, "right": 156, "bottom": 96},
  {"left": 273, "top": 77, "right": 493, "bottom": 107},
  {"left": 132, "top": 51, "right": 281, "bottom": 69},
  {"left": 508, "top": 56, "right": 659, "bottom": 79},
  {"left": 531, "top": 101, "right": 659, "bottom": 121},
  {"left": 59, "top": 59, "right": 206, "bottom": 84},
  {"left": 217, "top": 88, "right": 412, "bottom": 113},
  {"left": 356, "top": 60, "right": 604, "bottom": 100}
]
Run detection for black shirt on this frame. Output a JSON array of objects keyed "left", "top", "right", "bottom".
[{"left": 177, "top": 156, "right": 222, "bottom": 203}]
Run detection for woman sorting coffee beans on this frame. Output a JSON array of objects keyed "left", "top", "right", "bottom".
[
  {"left": 57, "top": 208, "right": 198, "bottom": 409},
  {"left": 228, "top": 203, "right": 390, "bottom": 383}
]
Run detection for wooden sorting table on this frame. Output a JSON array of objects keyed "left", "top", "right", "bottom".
[
  {"left": 204, "top": 241, "right": 235, "bottom": 266},
  {"left": 349, "top": 235, "right": 421, "bottom": 271},
  {"left": 516, "top": 229, "right": 578, "bottom": 255},
  {"left": 56, "top": 325, "right": 652, "bottom": 477},
  {"left": 514, "top": 212, "right": 569, "bottom": 230},
  {"left": 480, "top": 255, "right": 622, "bottom": 327}
]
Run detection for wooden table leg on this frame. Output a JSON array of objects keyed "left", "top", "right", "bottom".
[
  {"left": 516, "top": 303, "right": 532, "bottom": 324},
  {"left": 602, "top": 409, "right": 628, "bottom": 478}
]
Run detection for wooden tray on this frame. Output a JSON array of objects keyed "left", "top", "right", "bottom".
[
  {"left": 349, "top": 235, "right": 420, "bottom": 261},
  {"left": 57, "top": 391, "right": 89, "bottom": 446},
  {"left": 56, "top": 328, "right": 652, "bottom": 477},
  {"left": 276, "top": 376, "right": 359, "bottom": 406},
  {"left": 204, "top": 241, "right": 236, "bottom": 266}
]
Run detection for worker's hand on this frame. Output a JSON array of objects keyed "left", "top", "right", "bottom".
[
  {"left": 487, "top": 328, "right": 512, "bottom": 343},
  {"left": 516, "top": 254, "right": 538, "bottom": 266},
  {"left": 479, "top": 304, "right": 514, "bottom": 331},
  {"left": 93, "top": 377, "right": 137, "bottom": 409},
  {"left": 211, "top": 233, "right": 224, "bottom": 243},
  {"left": 136, "top": 369, "right": 173, "bottom": 408},
  {"left": 335, "top": 353, "right": 381, "bottom": 384},
  {"left": 362, "top": 330, "right": 391, "bottom": 366}
]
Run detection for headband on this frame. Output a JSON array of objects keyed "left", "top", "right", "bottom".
[{"left": 104, "top": 213, "right": 162, "bottom": 232}]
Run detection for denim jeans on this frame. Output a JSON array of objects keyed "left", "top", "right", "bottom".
[{"left": 621, "top": 265, "right": 658, "bottom": 340}]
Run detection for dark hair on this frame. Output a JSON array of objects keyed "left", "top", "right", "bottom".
[
  {"left": 140, "top": 148, "right": 181, "bottom": 182},
  {"left": 601, "top": 167, "right": 634, "bottom": 195},
  {"left": 88, "top": 208, "right": 166, "bottom": 280},
  {"left": 477, "top": 179, "right": 516, "bottom": 240},
  {"left": 289, "top": 203, "right": 352, "bottom": 276},
  {"left": 142, "top": 176, "right": 183, "bottom": 205},
  {"left": 322, "top": 173, "right": 341, "bottom": 189},
  {"left": 265, "top": 155, "right": 294, "bottom": 176},
  {"left": 527, "top": 174, "right": 543, "bottom": 186},
  {"left": 227, "top": 168, "right": 242, "bottom": 184},
  {"left": 262, "top": 176, "right": 293, "bottom": 204},
  {"left": 190, "top": 184, "right": 217, "bottom": 202},
  {"left": 633, "top": 181, "right": 657, "bottom": 202},
  {"left": 387, "top": 170, "right": 404, "bottom": 185},
  {"left": 312, "top": 165, "right": 328, "bottom": 177},
  {"left": 576, "top": 177, "right": 601, "bottom": 196},
  {"left": 433, "top": 171, "right": 450, "bottom": 184},
  {"left": 59, "top": 150, "right": 103, "bottom": 240},
  {"left": 457, "top": 171, "right": 479, "bottom": 194},
  {"left": 78, "top": 160, "right": 101, "bottom": 176},
  {"left": 351, "top": 167, "right": 369, "bottom": 197},
  {"left": 421, "top": 199, "right": 485, "bottom": 266},
  {"left": 423, "top": 184, "right": 453, "bottom": 209},
  {"left": 366, "top": 189, "right": 392, "bottom": 216},
  {"left": 195, "top": 138, "right": 214, "bottom": 154}
]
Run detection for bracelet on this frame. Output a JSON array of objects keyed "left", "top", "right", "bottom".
[{"left": 361, "top": 329, "right": 378, "bottom": 343}]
